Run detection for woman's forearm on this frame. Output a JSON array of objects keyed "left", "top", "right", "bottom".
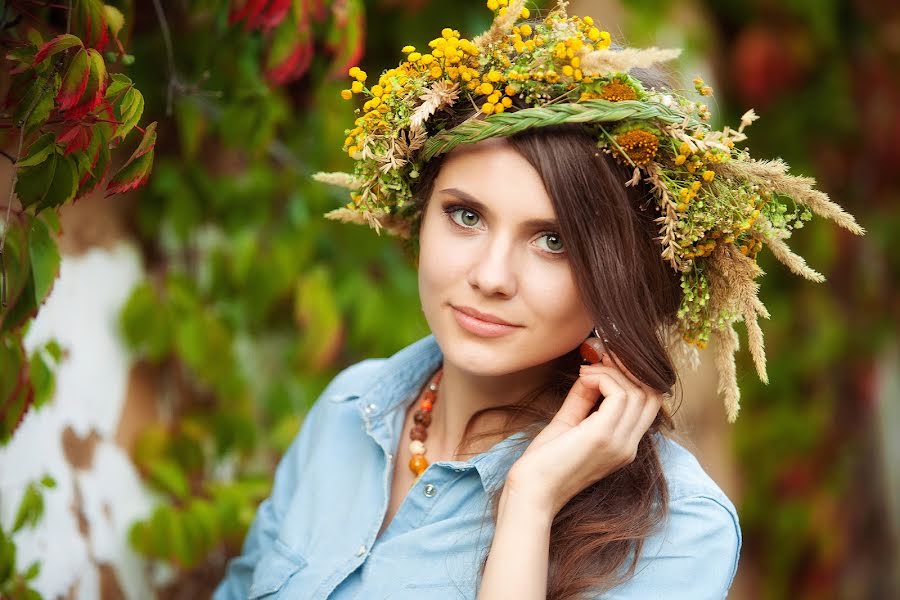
[{"left": 477, "top": 483, "right": 555, "bottom": 600}]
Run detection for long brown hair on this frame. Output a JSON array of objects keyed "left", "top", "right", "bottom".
[{"left": 409, "top": 69, "right": 687, "bottom": 598}]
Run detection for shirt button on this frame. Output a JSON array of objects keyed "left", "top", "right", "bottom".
[
  {"left": 356, "top": 544, "right": 367, "bottom": 557},
  {"left": 423, "top": 484, "right": 437, "bottom": 497},
  {"left": 387, "top": 453, "right": 394, "bottom": 462},
  {"left": 364, "top": 403, "right": 377, "bottom": 414}
]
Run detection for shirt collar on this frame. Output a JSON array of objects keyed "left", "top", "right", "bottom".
[{"left": 326, "top": 334, "right": 530, "bottom": 492}]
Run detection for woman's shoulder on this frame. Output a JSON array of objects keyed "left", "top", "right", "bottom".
[
  {"left": 653, "top": 432, "right": 736, "bottom": 508},
  {"left": 615, "top": 432, "right": 742, "bottom": 597}
]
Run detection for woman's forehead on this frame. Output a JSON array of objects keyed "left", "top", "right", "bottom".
[{"left": 433, "top": 141, "right": 558, "bottom": 222}]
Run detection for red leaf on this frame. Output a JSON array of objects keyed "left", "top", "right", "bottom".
[
  {"left": 309, "top": 0, "right": 328, "bottom": 23},
  {"left": 254, "top": 0, "right": 291, "bottom": 31},
  {"left": 266, "top": 41, "right": 313, "bottom": 86},
  {"left": 56, "top": 47, "right": 91, "bottom": 111},
  {"left": 61, "top": 49, "right": 107, "bottom": 120},
  {"left": 73, "top": 0, "right": 109, "bottom": 51},
  {"left": 105, "top": 121, "right": 156, "bottom": 196},
  {"left": 33, "top": 33, "right": 83, "bottom": 64},
  {"left": 326, "top": 0, "right": 365, "bottom": 80},
  {"left": 230, "top": 0, "right": 269, "bottom": 29},
  {"left": 57, "top": 123, "right": 92, "bottom": 155}
]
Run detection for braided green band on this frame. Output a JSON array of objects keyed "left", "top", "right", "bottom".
[{"left": 422, "top": 99, "right": 688, "bottom": 160}]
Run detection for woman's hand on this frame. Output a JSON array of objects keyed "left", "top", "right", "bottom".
[{"left": 505, "top": 352, "right": 665, "bottom": 517}]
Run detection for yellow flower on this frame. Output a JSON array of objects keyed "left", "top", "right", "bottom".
[
  {"left": 341, "top": 89, "right": 352, "bottom": 100},
  {"left": 583, "top": 16, "right": 594, "bottom": 26},
  {"left": 598, "top": 81, "right": 637, "bottom": 102},
  {"left": 442, "top": 27, "right": 455, "bottom": 39},
  {"left": 487, "top": 70, "right": 502, "bottom": 82},
  {"left": 613, "top": 129, "right": 659, "bottom": 167},
  {"left": 351, "top": 81, "right": 364, "bottom": 93},
  {"left": 674, "top": 154, "right": 686, "bottom": 166},
  {"left": 691, "top": 181, "right": 702, "bottom": 192},
  {"left": 482, "top": 102, "right": 496, "bottom": 115},
  {"left": 408, "top": 52, "right": 422, "bottom": 62},
  {"left": 354, "top": 70, "right": 367, "bottom": 82},
  {"left": 430, "top": 65, "right": 443, "bottom": 78},
  {"left": 679, "top": 142, "right": 692, "bottom": 155},
  {"left": 501, "top": 96, "right": 512, "bottom": 108},
  {"left": 570, "top": 56, "right": 581, "bottom": 68},
  {"left": 494, "top": 103, "right": 505, "bottom": 114},
  {"left": 587, "top": 27, "right": 602, "bottom": 41},
  {"left": 348, "top": 66, "right": 361, "bottom": 78},
  {"left": 419, "top": 54, "right": 434, "bottom": 65},
  {"left": 370, "top": 84, "right": 383, "bottom": 97},
  {"left": 520, "top": 24, "right": 532, "bottom": 37},
  {"left": 520, "top": 7, "right": 529, "bottom": 18},
  {"left": 561, "top": 65, "right": 574, "bottom": 77},
  {"left": 702, "top": 170, "right": 715, "bottom": 182},
  {"left": 486, "top": 0, "right": 499, "bottom": 9},
  {"left": 478, "top": 82, "right": 494, "bottom": 95},
  {"left": 505, "top": 85, "right": 516, "bottom": 95},
  {"left": 401, "top": 45, "right": 415, "bottom": 53}
]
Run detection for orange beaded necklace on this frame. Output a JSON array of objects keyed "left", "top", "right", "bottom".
[{"left": 408, "top": 367, "right": 443, "bottom": 481}]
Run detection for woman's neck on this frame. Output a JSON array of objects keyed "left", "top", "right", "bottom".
[{"left": 426, "top": 358, "right": 561, "bottom": 460}]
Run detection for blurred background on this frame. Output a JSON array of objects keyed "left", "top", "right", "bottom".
[{"left": 0, "top": 0, "right": 897, "bottom": 598}]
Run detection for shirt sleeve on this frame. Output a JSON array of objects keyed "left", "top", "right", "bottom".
[{"left": 596, "top": 494, "right": 742, "bottom": 600}]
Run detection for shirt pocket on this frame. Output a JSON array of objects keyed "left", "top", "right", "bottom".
[{"left": 248, "top": 539, "right": 308, "bottom": 598}]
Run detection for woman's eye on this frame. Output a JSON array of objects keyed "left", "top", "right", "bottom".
[
  {"left": 536, "top": 233, "right": 565, "bottom": 254},
  {"left": 448, "top": 207, "right": 481, "bottom": 228}
]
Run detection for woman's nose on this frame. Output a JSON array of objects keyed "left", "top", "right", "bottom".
[{"left": 466, "top": 235, "right": 518, "bottom": 297}]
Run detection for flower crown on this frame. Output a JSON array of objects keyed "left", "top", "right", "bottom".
[{"left": 313, "top": 0, "right": 864, "bottom": 422}]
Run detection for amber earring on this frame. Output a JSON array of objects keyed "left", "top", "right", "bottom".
[{"left": 579, "top": 327, "right": 609, "bottom": 364}]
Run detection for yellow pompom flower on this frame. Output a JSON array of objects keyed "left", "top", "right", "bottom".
[
  {"left": 401, "top": 45, "right": 415, "bottom": 53},
  {"left": 341, "top": 89, "right": 352, "bottom": 100},
  {"left": 562, "top": 65, "right": 574, "bottom": 77},
  {"left": 482, "top": 102, "right": 496, "bottom": 115},
  {"left": 351, "top": 81, "right": 364, "bottom": 93},
  {"left": 370, "top": 84, "right": 383, "bottom": 97},
  {"left": 348, "top": 66, "right": 361, "bottom": 78},
  {"left": 355, "top": 70, "right": 367, "bottom": 82},
  {"left": 501, "top": 97, "right": 512, "bottom": 108},
  {"left": 430, "top": 65, "right": 443, "bottom": 78},
  {"left": 520, "top": 7, "right": 530, "bottom": 18},
  {"left": 408, "top": 52, "right": 422, "bottom": 62},
  {"left": 520, "top": 24, "right": 532, "bottom": 37},
  {"left": 494, "top": 103, "right": 505, "bottom": 114},
  {"left": 478, "top": 82, "right": 494, "bottom": 95},
  {"left": 702, "top": 170, "right": 715, "bottom": 182},
  {"left": 613, "top": 129, "right": 660, "bottom": 167},
  {"left": 486, "top": 0, "right": 499, "bottom": 10},
  {"left": 679, "top": 142, "right": 692, "bottom": 155},
  {"left": 587, "top": 27, "right": 601, "bottom": 41}
]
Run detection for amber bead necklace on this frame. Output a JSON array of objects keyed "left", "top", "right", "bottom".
[{"left": 407, "top": 366, "right": 443, "bottom": 482}]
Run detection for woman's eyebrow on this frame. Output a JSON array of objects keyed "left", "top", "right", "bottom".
[{"left": 438, "top": 187, "right": 560, "bottom": 230}]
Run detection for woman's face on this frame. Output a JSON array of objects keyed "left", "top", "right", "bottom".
[{"left": 418, "top": 138, "right": 594, "bottom": 376}]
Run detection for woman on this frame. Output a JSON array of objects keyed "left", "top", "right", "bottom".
[{"left": 215, "top": 2, "right": 863, "bottom": 598}]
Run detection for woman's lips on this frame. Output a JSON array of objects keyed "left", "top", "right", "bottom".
[{"left": 451, "top": 306, "right": 522, "bottom": 337}]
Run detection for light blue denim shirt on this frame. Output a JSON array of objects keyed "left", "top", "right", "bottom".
[{"left": 214, "top": 334, "right": 741, "bottom": 599}]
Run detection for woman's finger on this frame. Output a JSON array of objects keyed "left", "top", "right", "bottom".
[
  {"left": 552, "top": 372, "right": 604, "bottom": 427},
  {"left": 577, "top": 372, "right": 629, "bottom": 434},
  {"left": 604, "top": 351, "right": 658, "bottom": 396}
]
